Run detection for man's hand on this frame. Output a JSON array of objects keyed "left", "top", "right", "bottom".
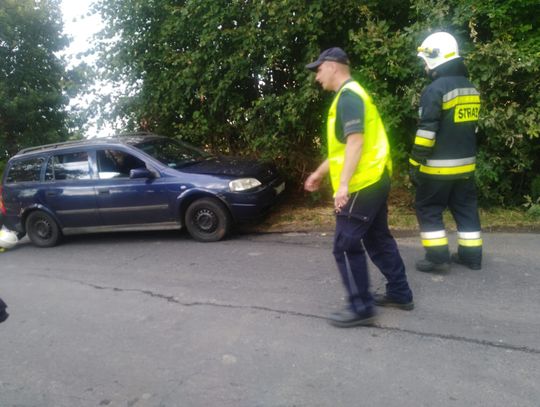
[
  {"left": 304, "top": 172, "right": 323, "bottom": 192},
  {"left": 334, "top": 184, "right": 349, "bottom": 213},
  {"left": 304, "top": 160, "right": 329, "bottom": 192}
]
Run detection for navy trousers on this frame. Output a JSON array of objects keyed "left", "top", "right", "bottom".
[{"left": 333, "top": 175, "right": 412, "bottom": 314}]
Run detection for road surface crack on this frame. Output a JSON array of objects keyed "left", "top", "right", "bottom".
[{"left": 59, "top": 277, "right": 540, "bottom": 356}]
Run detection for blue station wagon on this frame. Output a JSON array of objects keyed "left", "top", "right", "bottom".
[{"left": 0, "top": 133, "right": 285, "bottom": 246}]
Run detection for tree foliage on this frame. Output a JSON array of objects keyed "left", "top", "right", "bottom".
[
  {"left": 93, "top": 0, "right": 540, "bottom": 205},
  {"left": 0, "top": 0, "right": 73, "bottom": 169}
]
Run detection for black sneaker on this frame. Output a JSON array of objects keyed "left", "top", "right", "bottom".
[
  {"left": 415, "top": 259, "right": 450, "bottom": 273},
  {"left": 451, "top": 253, "right": 481, "bottom": 270},
  {"left": 328, "top": 308, "right": 377, "bottom": 328},
  {"left": 373, "top": 294, "right": 414, "bottom": 311}
]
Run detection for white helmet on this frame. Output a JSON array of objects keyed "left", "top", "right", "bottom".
[
  {"left": 417, "top": 32, "right": 460, "bottom": 70},
  {"left": 0, "top": 226, "right": 18, "bottom": 250}
]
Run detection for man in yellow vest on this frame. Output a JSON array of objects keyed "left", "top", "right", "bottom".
[{"left": 305, "top": 47, "right": 414, "bottom": 327}]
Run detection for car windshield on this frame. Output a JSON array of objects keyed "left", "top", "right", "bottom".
[{"left": 135, "top": 138, "right": 213, "bottom": 168}]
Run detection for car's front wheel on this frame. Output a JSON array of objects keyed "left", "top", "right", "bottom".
[
  {"left": 25, "top": 211, "right": 61, "bottom": 247},
  {"left": 185, "top": 198, "right": 231, "bottom": 242}
]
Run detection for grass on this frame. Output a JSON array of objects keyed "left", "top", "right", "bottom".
[{"left": 245, "top": 189, "right": 540, "bottom": 234}]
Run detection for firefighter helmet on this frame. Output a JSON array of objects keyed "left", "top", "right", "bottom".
[
  {"left": 417, "top": 32, "right": 460, "bottom": 70},
  {"left": 0, "top": 226, "right": 18, "bottom": 249}
]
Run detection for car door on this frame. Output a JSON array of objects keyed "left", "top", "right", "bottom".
[
  {"left": 93, "top": 148, "right": 175, "bottom": 226},
  {"left": 42, "top": 150, "right": 101, "bottom": 228}
]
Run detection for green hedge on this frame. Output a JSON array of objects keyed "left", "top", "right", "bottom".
[{"left": 93, "top": 0, "right": 540, "bottom": 205}]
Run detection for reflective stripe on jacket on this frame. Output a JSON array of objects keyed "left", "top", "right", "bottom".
[{"left": 327, "top": 81, "right": 391, "bottom": 194}]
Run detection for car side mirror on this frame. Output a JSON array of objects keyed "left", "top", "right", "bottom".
[{"left": 130, "top": 167, "right": 156, "bottom": 179}]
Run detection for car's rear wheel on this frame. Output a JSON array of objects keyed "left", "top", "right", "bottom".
[
  {"left": 26, "top": 211, "right": 61, "bottom": 247},
  {"left": 185, "top": 198, "right": 231, "bottom": 242}
]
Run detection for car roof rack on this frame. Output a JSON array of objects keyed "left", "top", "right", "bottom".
[
  {"left": 16, "top": 139, "right": 97, "bottom": 155},
  {"left": 15, "top": 132, "right": 163, "bottom": 156}
]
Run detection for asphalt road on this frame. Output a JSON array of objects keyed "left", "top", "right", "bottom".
[{"left": 0, "top": 230, "right": 539, "bottom": 407}]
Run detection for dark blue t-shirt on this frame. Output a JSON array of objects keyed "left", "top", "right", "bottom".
[{"left": 335, "top": 80, "right": 365, "bottom": 143}]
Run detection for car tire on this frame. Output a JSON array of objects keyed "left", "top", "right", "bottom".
[
  {"left": 25, "top": 211, "right": 61, "bottom": 247},
  {"left": 185, "top": 198, "right": 231, "bottom": 242}
]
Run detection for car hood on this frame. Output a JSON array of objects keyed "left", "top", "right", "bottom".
[{"left": 178, "top": 157, "right": 278, "bottom": 183}]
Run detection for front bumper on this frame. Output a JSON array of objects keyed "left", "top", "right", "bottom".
[{"left": 226, "top": 179, "right": 285, "bottom": 221}]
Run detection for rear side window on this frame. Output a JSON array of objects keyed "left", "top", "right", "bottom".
[
  {"left": 5, "top": 158, "right": 45, "bottom": 183},
  {"left": 45, "top": 152, "right": 91, "bottom": 181}
]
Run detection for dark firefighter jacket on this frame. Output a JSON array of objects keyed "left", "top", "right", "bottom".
[{"left": 410, "top": 59, "right": 481, "bottom": 179}]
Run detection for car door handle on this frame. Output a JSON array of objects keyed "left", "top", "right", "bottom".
[
  {"left": 98, "top": 189, "right": 110, "bottom": 195},
  {"left": 45, "top": 191, "right": 58, "bottom": 197}
]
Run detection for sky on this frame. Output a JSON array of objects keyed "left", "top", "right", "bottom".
[
  {"left": 60, "top": 0, "right": 102, "bottom": 68},
  {"left": 60, "top": 0, "right": 112, "bottom": 137}
]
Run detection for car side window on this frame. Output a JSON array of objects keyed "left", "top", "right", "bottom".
[
  {"left": 96, "top": 149, "right": 146, "bottom": 179},
  {"left": 5, "top": 157, "right": 45, "bottom": 184},
  {"left": 45, "top": 152, "right": 91, "bottom": 181}
]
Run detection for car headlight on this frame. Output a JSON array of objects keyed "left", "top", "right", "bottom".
[{"left": 229, "top": 178, "right": 262, "bottom": 192}]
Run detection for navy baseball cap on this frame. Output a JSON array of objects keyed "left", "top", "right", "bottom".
[{"left": 306, "top": 47, "right": 350, "bottom": 71}]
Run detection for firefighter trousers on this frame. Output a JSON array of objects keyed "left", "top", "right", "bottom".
[{"left": 415, "top": 176, "right": 482, "bottom": 266}]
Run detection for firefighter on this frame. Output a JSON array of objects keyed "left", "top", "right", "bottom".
[{"left": 411, "top": 32, "right": 482, "bottom": 272}]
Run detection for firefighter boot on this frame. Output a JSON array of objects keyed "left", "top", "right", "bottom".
[{"left": 451, "top": 253, "right": 481, "bottom": 270}]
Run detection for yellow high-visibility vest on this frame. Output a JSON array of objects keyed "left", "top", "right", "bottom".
[{"left": 327, "top": 80, "right": 392, "bottom": 194}]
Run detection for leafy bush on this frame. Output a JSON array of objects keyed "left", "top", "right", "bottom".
[{"left": 92, "top": 0, "right": 540, "bottom": 204}]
